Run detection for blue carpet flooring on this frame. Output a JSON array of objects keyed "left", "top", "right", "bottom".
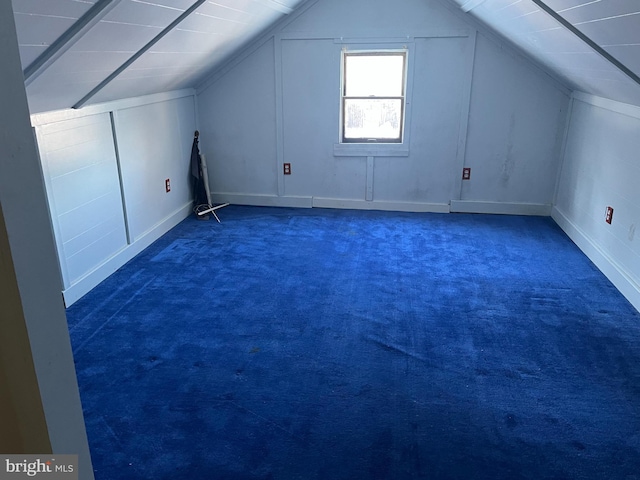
[{"left": 66, "top": 206, "right": 640, "bottom": 479}]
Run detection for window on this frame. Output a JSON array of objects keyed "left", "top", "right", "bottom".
[{"left": 341, "top": 51, "right": 407, "bottom": 144}]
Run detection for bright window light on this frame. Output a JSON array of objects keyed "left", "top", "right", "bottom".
[{"left": 342, "top": 52, "right": 406, "bottom": 143}]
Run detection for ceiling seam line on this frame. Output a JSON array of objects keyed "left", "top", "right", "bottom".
[
  {"left": 72, "top": 0, "right": 208, "bottom": 109},
  {"left": 530, "top": 0, "right": 640, "bottom": 88},
  {"left": 251, "top": 0, "right": 293, "bottom": 14},
  {"left": 460, "top": 0, "right": 489, "bottom": 13},
  {"left": 23, "top": 0, "right": 125, "bottom": 87}
]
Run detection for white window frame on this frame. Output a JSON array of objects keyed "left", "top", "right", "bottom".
[
  {"left": 334, "top": 44, "right": 412, "bottom": 157},
  {"left": 340, "top": 50, "right": 407, "bottom": 144}
]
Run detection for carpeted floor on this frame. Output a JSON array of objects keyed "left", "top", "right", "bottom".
[{"left": 66, "top": 206, "right": 640, "bottom": 479}]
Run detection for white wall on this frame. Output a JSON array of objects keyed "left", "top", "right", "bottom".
[
  {"left": 37, "top": 113, "right": 128, "bottom": 291},
  {"left": 115, "top": 97, "right": 196, "bottom": 240},
  {"left": 461, "top": 34, "right": 568, "bottom": 207},
  {"left": 196, "top": 0, "right": 569, "bottom": 214},
  {"left": 32, "top": 91, "right": 197, "bottom": 305},
  {"left": 553, "top": 93, "right": 640, "bottom": 312},
  {"left": 198, "top": 38, "right": 279, "bottom": 199}
]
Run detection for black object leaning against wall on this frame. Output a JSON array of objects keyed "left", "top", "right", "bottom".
[{"left": 190, "top": 130, "right": 210, "bottom": 219}]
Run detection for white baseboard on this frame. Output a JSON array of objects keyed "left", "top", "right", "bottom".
[
  {"left": 210, "top": 193, "right": 312, "bottom": 208},
  {"left": 450, "top": 200, "right": 552, "bottom": 216},
  {"left": 210, "top": 195, "right": 547, "bottom": 216},
  {"left": 312, "top": 198, "right": 450, "bottom": 213},
  {"left": 62, "top": 203, "right": 192, "bottom": 307},
  {"left": 210, "top": 193, "right": 449, "bottom": 213},
  {"left": 552, "top": 206, "right": 640, "bottom": 313}
]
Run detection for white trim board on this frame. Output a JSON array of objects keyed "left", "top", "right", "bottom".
[
  {"left": 312, "top": 198, "right": 450, "bottom": 213},
  {"left": 552, "top": 206, "right": 640, "bottom": 314},
  {"left": 208, "top": 194, "right": 450, "bottom": 213},
  {"left": 209, "top": 193, "right": 313, "bottom": 208},
  {"left": 62, "top": 202, "right": 192, "bottom": 306},
  {"left": 210, "top": 196, "right": 554, "bottom": 215},
  {"left": 450, "top": 200, "right": 552, "bottom": 216},
  {"left": 30, "top": 89, "right": 196, "bottom": 126},
  {"left": 333, "top": 144, "right": 410, "bottom": 157}
]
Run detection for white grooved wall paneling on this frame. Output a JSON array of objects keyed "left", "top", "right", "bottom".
[
  {"left": 33, "top": 90, "right": 198, "bottom": 306},
  {"left": 37, "top": 113, "right": 128, "bottom": 289},
  {"left": 553, "top": 93, "right": 640, "bottom": 312}
]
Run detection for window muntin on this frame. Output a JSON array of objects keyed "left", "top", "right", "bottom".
[{"left": 341, "top": 51, "right": 407, "bottom": 144}]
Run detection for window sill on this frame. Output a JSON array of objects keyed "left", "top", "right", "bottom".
[{"left": 333, "top": 143, "right": 410, "bottom": 157}]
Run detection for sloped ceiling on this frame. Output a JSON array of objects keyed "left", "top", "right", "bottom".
[
  {"left": 12, "top": 0, "right": 305, "bottom": 113},
  {"left": 11, "top": 0, "right": 640, "bottom": 114},
  {"left": 448, "top": 0, "right": 640, "bottom": 107}
]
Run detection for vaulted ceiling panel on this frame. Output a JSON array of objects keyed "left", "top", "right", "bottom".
[
  {"left": 453, "top": 0, "right": 640, "bottom": 107},
  {"left": 68, "top": 21, "right": 163, "bottom": 52},
  {"left": 523, "top": 29, "right": 592, "bottom": 54},
  {"left": 87, "top": 0, "right": 288, "bottom": 105},
  {"left": 12, "top": 0, "right": 640, "bottom": 112},
  {"left": 12, "top": 0, "right": 95, "bottom": 67},
  {"left": 551, "top": 0, "right": 640, "bottom": 81},
  {"left": 87, "top": 74, "right": 189, "bottom": 105},
  {"left": 177, "top": 11, "right": 251, "bottom": 37},
  {"left": 13, "top": 0, "right": 303, "bottom": 112},
  {"left": 103, "top": 0, "right": 187, "bottom": 27},
  {"left": 547, "top": 0, "right": 638, "bottom": 21},
  {"left": 605, "top": 46, "right": 640, "bottom": 76},
  {"left": 132, "top": 0, "right": 196, "bottom": 9},
  {"left": 576, "top": 15, "right": 640, "bottom": 47},
  {"left": 23, "top": 0, "right": 188, "bottom": 112},
  {"left": 195, "top": 1, "right": 255, "bottom": 23}
]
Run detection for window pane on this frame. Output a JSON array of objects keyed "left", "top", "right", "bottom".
[
  {"left": 344, "top": 98, "right": 402, "bottom": 140},
  {"left": 345, "top": 55, "right": 405, "bottom": 97}
]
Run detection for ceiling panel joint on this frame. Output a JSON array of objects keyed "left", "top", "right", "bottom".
[
  {"left": 72, "top": 0, "right": 208, "bottom": 109},
  {"left": 23, "top": 0, "right": 125, "bottom": 87},
  {"left": 530, "top": 0, "right": 640, "bottom": 88}
]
